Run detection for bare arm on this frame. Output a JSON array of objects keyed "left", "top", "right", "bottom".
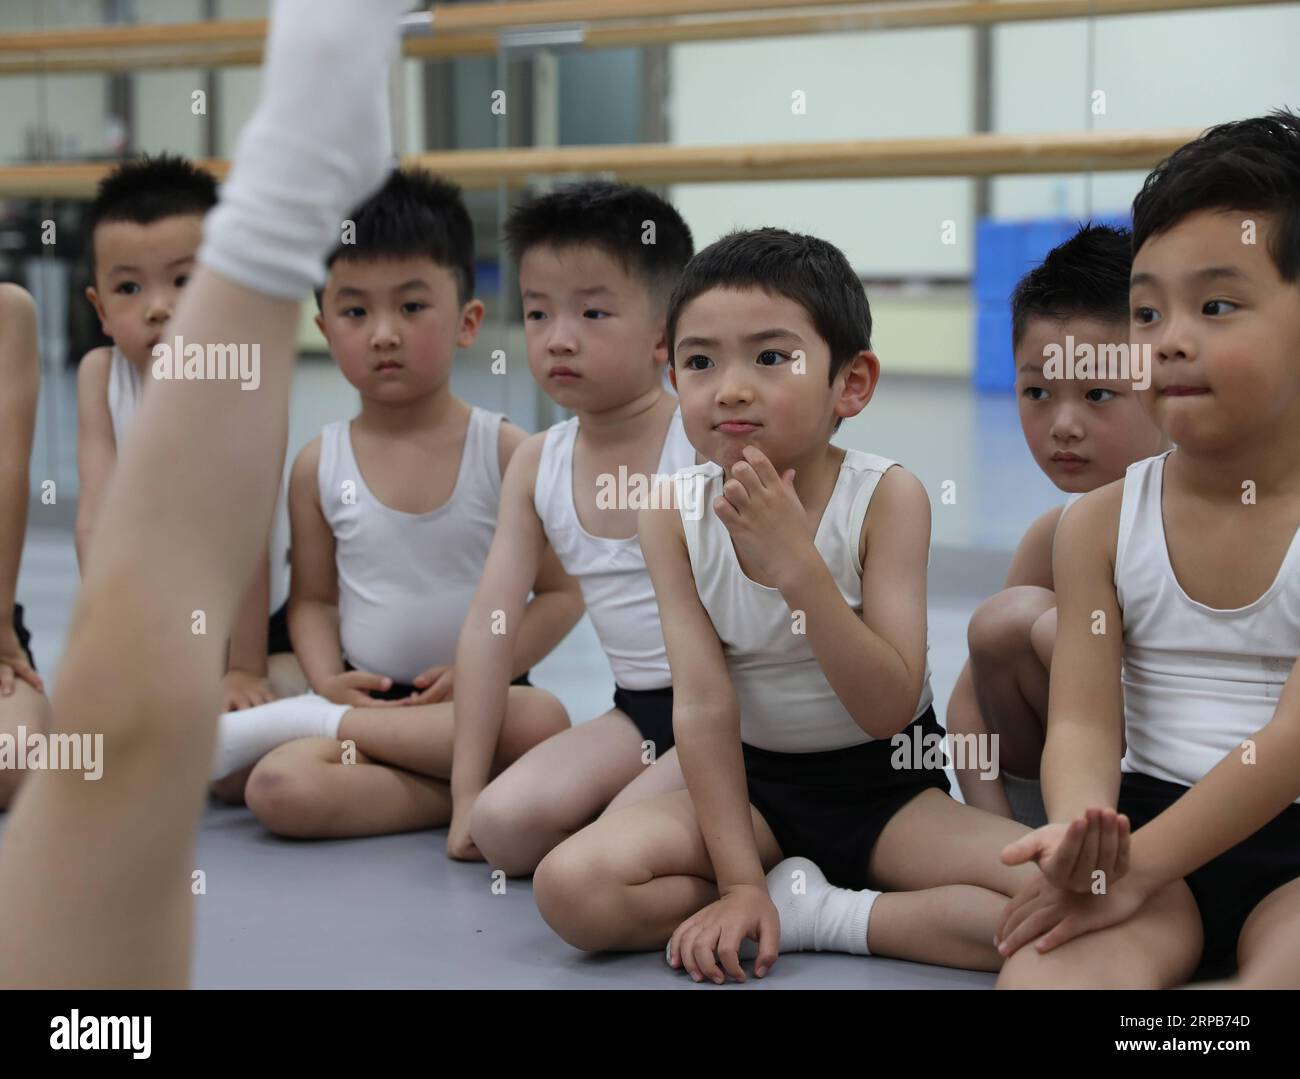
[
  {"left": 778, "top": 467, "right": 932, "bottom": 740},
  {"left": 73, "top": 347, "right": 117, "bottom": 573},
  {"left": 496, "top": 421, "right": 583, "bottom": 676},
  {"left": 1004, "top": 505, "right": 1066, "bottom": 591},
  {"left": 0, "top": 285, "right": 38, "bottom": 621},
  {"left": 451, "top": 433, "right": 548, "bottom": 802},
  {"left": 285, "top": 437, "right": 346, "bottom": 691},
  {"left": 951, "top": 504, "right": 1066, "bottom": 811},
  {"left": 638, "top": 492, "right": 759, "bottom": 891},
  {"left": 1039, "top": 484, "right": 1126, "bottom": 822}
]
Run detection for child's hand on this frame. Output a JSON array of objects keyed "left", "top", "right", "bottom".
[
  {"left": 994, "top": 868, "right": 1151, "bottom": 959},
  {"left": 0, "top": 628, "right": 43, "bottom": 696},
  {"left": 1001, "top": 808, "right": 1131, "bottom": 893},
  {"left": 406, "top": 665, "right": 454, "bottom": 705},
  {"left": 447, "top": 806, "right": 485, "bottom": 862},
  {"left": 666, "top": 884, "right": 780, "bottom": 983},
  {"left": 318, "top": 670, "right": 404, "bottom": 708},
  {"left": 714, "top": 445, "right": 817, "bottom": 590},
  {"left": 221, "top": 669, "right": 276, "bottom": 711}
]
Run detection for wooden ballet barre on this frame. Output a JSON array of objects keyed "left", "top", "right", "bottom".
[
  {"left": 0, "top": 0, "right": 1290, "bottom": 75},
  {"left": 0, "top": 128, "right": 1200, "bottom": 199}
]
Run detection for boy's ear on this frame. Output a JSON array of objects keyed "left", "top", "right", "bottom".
[
  {"left": 667, "top": 359, "right": 677, "bottom": 393},
  {"left": 457, "top": 298, "right": 486, "bottom": 348},
  {"left": 84, "top": 285, "right": 107, "bottom": 327},
  {"left": 652, "top": 325, "right": 670, "bottom": 369},
  {"left": 313, "top": 312, "right": 327, "bottom": 338},
  {"left": 835, "top": 349, "right": 880, "bottom": 423}
]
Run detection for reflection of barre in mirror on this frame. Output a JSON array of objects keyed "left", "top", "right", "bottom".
[{"left": 0, "top": 0, "right": 1298, "bottom": 1009}]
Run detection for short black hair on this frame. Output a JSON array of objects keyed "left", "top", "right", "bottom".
[
  {"left": 87, "top": 153, "right": 217, "bottom": 259},
  {"left": 502, "top": 180, "right": 694, "bottom": 314},
  {"left": 323, "top": 167, "right": 475, "bottom": 305},
  {"left": 666, "top": 228, "right": 870, "bottom": 432},
  {"left": 1010, "top": 222, "right": 1133, "bottom": 352},
  {"left": 1132, "top": 107, "right": 1300, "bottom": 282},
  {"left": 667, "top": 228, "right": 872, "bottom": 371}
]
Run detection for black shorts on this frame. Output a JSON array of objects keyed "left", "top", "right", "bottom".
[
  {"left": 11, "top": 603, "right": 35, "bottom": 672},
  {"left": 266, "top": 601, "right": 293, "bottom": 656},
  {"left": 743, "top": 705, "right": 951, "bottom": 891},
  {"left": 343, "top": 659, "right": 531, "bottom": 701},
  {"left": 613, "top": 684, "right": 675, "bottom": 756},
  {"left": 1118, "top": 770, "right": 1300, "bottom": 980}
]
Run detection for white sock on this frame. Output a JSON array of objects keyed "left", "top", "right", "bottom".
[
  {"left": 198, "top": 0, "right": 411, "bottom": 298},
  {"left": 760, "top": 857, "right": 877, "bottom": 956},
  {"left": 210, "top": 693, "right": 349, "bottom": 780}
]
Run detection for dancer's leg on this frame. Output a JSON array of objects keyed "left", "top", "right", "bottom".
[{"left": 0, "top": 0, "right": 409, "bottom": 988}]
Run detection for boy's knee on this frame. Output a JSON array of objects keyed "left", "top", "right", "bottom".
[
  {"left": 470, "top": 784, "right": 552, "bottom": 875},
  {"left": 245, "top": 758, "right": 329, "bottom": 837},
  {"left": 1028, "top": 606, "right": 1057, "bottom": 667},
  {"left": 968, "top": 586, "right": 1056, "bottom": 661},
  {"left": 501, "top": 690, "right": 569, "bottom": 761},
  {"left": 534, "top": 841, "right": 620, "bottom": 952}
]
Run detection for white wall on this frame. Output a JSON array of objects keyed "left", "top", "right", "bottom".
[
  {"left": 667, "top": 27, "right": 976, "bottom": 277},
  {"left": 991, "top": 6, "right": 1300, "bottom": 220},
  {"left": 666, "top": 5, "right": 1300, "bottom": 279}
]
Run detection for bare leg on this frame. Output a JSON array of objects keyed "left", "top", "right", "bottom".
[
  {"left": 947, "top": 659, "right": 1013, "bottom": 817},
  {"left": 471, "top": 710, "right": 655, "bottom": 877},
  {"left": 967, "top": 586, "right": 1055, "bottom": 779},
  {"left": 210, "top": 763, "right": 255, "bottom": 806},
  {"left": 534, "top": 788, "right": 783, "bottom": 951},
  {"left": 1234, "top": 876, "right": 1300, "bottom": 988},
  {"left": 0, "top": 680, "right": 52, "bottom": 810},
  {"left": 0, "top": 0, "right": 409, "bottom": 987},
  {"left": 0, "top": 271, "right": 299, "bottom": 988},
  {"left": 244, "top": 687, "right": 566, "bottom": 838},
  {"left": 997, "top": 879, "right": 1202, "bottom": 988},
  {"left": 848, "top": 788, "right": 1037, "bottom": 969},
  {"left": 602, "top": 746, "right": 685, "bottom": 816},
  {"left": 245, "top": 737, "right": 454, "bottom": 837}
]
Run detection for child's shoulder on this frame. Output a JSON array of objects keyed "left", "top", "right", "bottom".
[
  {"left": 1052, "top": 475, "right": 1128, "bottom": 566},
  {"left": 75, "top": 346, "right": 114, "bottom": 398},
  {"left": 0, "top": 281, "right": 36, "bottom": 319},
  {"left": 858, "top": 459, "right": 928, "bottom": 531},
  {"left": 77, "top": 344, "right": 114, "bottom": 375}
]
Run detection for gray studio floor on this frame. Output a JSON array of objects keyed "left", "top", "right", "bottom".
[{"left": 3, "top": 359, "right": 1064, "bottom": 989}]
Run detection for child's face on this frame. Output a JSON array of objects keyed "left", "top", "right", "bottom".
[
  {"left": 317, "top": 257, "right": 482, "bottom": 402},
  {"left": 85, "top": 214, "right": 204, "bottom": 366},
  {"left": 1016, "top": 315, "right": 1167, "bottom": 493},
  {"left": 518, "top": 243, "right": 667, "bottom": 410},
  {"left": 669, "top": 285, "right": 873, "bottom": 474},
  {"left": 1131, "top": 208, "right": 1300, "bottom": 452}
]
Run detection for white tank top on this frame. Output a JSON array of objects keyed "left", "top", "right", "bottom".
[
  {"left": 318, "top": 407, "right": 505, "bottom": 684},
  {"left": 105, "top": 344, "right": 291, "bottom": 612},
  {"left": 1116, "top": 450, "right": 1300, "bottom": 798},
  {"left": 106, "top": 345, "right": 142, "bottom": 447},
  {"left": 532, "top": 407, "right": 695, "bottom": 691},
  {"left": 675, "top": 450, "right": 934, "bottom": 753}
]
